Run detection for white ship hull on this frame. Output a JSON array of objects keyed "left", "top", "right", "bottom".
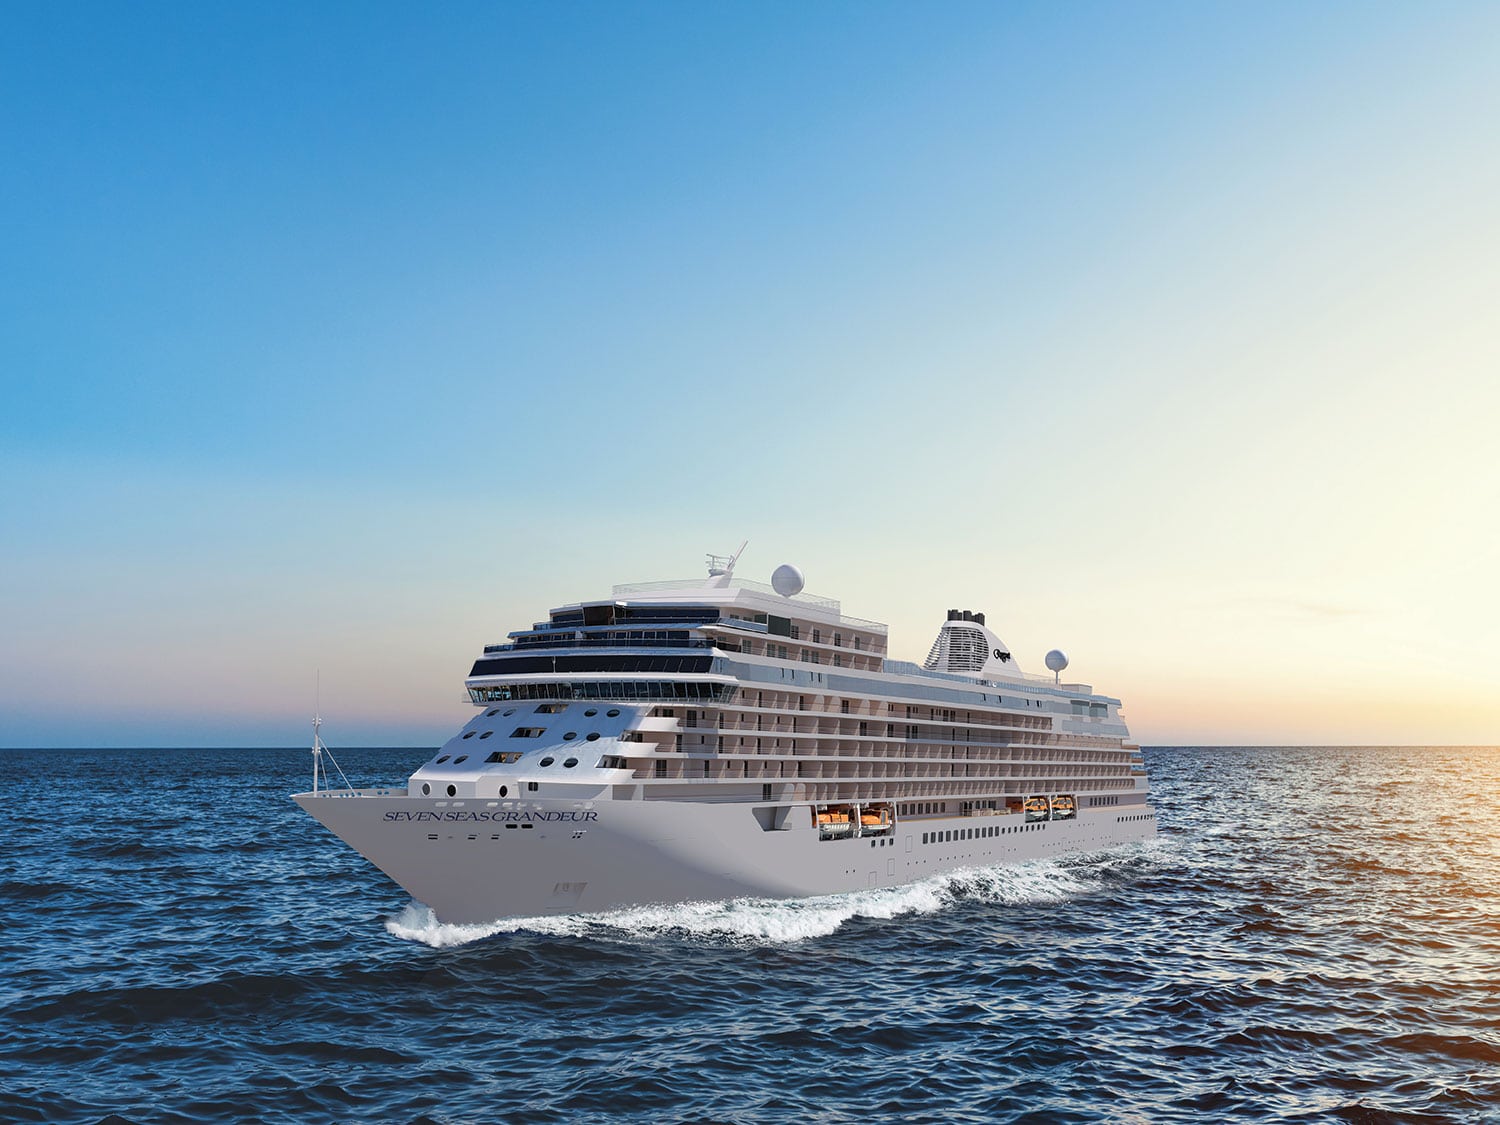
[
  {"left": 295, "top": 558, "right": 1160, "bottom": 925},
  {"left": 295, "top": 788, "right": 1158, "bottom": 923}
]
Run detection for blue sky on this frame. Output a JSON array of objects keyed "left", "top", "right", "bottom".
[{"left": 4, "top": 2, "right": 1498, "bottom": 746}]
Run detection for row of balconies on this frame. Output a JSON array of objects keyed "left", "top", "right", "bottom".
[
  {"left": 667, "top": 732, "right": 1132, "bottom": 763},
  {"left": 712, "top": 698, "right": 1059, "bottom": 728},
  {"left": 632, "top": 765, "right": 1138, "bottom": 796},
  {"left": 629, "top": 757, "right": 1131, "bottom": 783}
]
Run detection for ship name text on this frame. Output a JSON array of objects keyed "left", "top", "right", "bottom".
[{"left": 383, "top": 810, "right": 599, "bottom": 824}]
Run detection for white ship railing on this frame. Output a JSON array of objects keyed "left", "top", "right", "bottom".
[
  {"left": 612, "top": 577, "right": 889, "bottom": 631},
  {"left": 881, "top": 659, "right": 1081, "bottom": 690},
  {"left": 303, "top": 786, "right": 406, "bottom": 798}
]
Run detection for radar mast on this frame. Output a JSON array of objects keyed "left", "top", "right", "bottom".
[{"left": 706, "top": 540, "right": 749, "bottom": 586}]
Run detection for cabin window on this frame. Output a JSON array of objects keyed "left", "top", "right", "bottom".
[
  {"left": 462, "top": 732, "right": 475, "bottom": 740},
  {"left": 539, "top": 757, "right": 555, "bottom": 767},
  {"left": 479, "top": 731, "right": 493, "bottom": 739}
]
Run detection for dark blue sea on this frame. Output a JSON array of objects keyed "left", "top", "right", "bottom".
[{"left": 2, "top": 746, "right": 1497, "bottom": 1124}]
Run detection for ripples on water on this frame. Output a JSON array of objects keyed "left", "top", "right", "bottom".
[{"left": 1, "top": 746, "right": 1497, "bottom": 1124}]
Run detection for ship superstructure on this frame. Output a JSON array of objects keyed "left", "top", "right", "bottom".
[{"left": 295, "top": 555, "right": 1157, "bottom": 922}]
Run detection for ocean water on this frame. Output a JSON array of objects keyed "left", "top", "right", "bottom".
[{"left": 1, "top": 746, "right": 1497, "bottom": 1125}]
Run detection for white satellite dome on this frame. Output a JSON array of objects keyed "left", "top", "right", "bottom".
[
  {"left": 1044, "top": 649, "right": 1069, "bottom": 673},
  {"left": 771, "top": 563, "right": 805, "bottom": 598}
]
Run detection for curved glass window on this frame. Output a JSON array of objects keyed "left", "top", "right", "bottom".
[
  {"left": 421, "top": 782, "right": 431, "bottom": 795},
  {"left": 498, "top": 785, "right": 508, "bottom": 797},
  {"left": 539, "top": 757, "right": 555, "bottom": 767},
  {"left": 503, "top": 708, "right": 517, "bottom": 716},
  {"left": 461, "top": 731, "right": 475, "bottom": 740},
  {"left": 436, "top": 755, "right": 450, "bottom": 764},
  {"left": 585, "top": 732, "right": 601, "bottom": 742},
  {"left": 486, "top": 709, "right": 500, "bottom": 717},
  {"left": 563, "top": 758, "right": 578, "bottom": 768},
  {"left": 584, "top": 708, "right": 598, "bottom": 717},
  {"left": 563, "top": 731, "right": 577, "bottom": 740},
  {"left": 606, "top": 708, "right": 620, "bottom": 717},
  {"left": 446, "top": 784, "right": 456, "bottom": 797},
  {"left": 480, "top": 731, "right": 493, "bottom": 739}
]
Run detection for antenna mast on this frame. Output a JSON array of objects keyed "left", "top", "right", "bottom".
[
  {"left": 311, "top": 671, "right": 324, "bottom": 792},
  {"left": 706, "top": 539, "right": 749, "bottom": 579}
]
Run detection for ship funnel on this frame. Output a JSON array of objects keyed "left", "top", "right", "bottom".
[{"left": 923, "top": 609, "right": 1022, "bottom": 678}]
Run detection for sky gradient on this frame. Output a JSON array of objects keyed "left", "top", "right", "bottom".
[{"left": 4, "top": 2, "right": 1498, "bottom": 747}]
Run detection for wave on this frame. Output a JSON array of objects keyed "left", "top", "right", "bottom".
[{"left": 384, "top": 846, "right": 1161, "bottom": 949}]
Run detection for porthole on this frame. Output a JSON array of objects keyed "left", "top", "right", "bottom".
[
  {"left": 606, "top": 708, "right": 620, "bottom": 717},
  {"left": 436, "top": 755, "right": 450, "bottom": 764},
  {"left": 421, "top": 782, "right": 431, "bottom": 795},
  {"left": 563, "top": 758, "right": 578, "bottom": 768},
  {"left": 563, "top": 731, "right": 577, "bottom": 740},
  {"left": 498, "top": 785, "right": 508, "bottom": 797},
  {"left": 503, "top": 708, "right": 517, "bottom": 716},
  {"left": 586, "top": 732, "right": 600, "bottom": 741},
  {"left": 540, "top": 757, "right": 555, "bottom": 767},
  {"left": 480, "top": 731, "right": 493, "bottom": 739},
  {"left": 454, "top": 755, "right": 468, "bottom": 765},
  {"left": 486, "top": 709, "right": 500, "bottom": 717},
  {"left": 584, "top": 708, "right": 597, "bottom": 717},
  {"left": 462, "top": 731, "right": 475, "bottom": 740},
  {"left": 446, "top": 784, "right": 456, "bottom": 797}
]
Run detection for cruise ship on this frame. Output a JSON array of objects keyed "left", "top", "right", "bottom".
[{"left": 295, "top": 551, "right": 1157, "bottom": 923}]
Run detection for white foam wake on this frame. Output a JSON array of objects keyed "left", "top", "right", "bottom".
[{"left": 383, "top": 847, "right": 1159, "bottom": 949}]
